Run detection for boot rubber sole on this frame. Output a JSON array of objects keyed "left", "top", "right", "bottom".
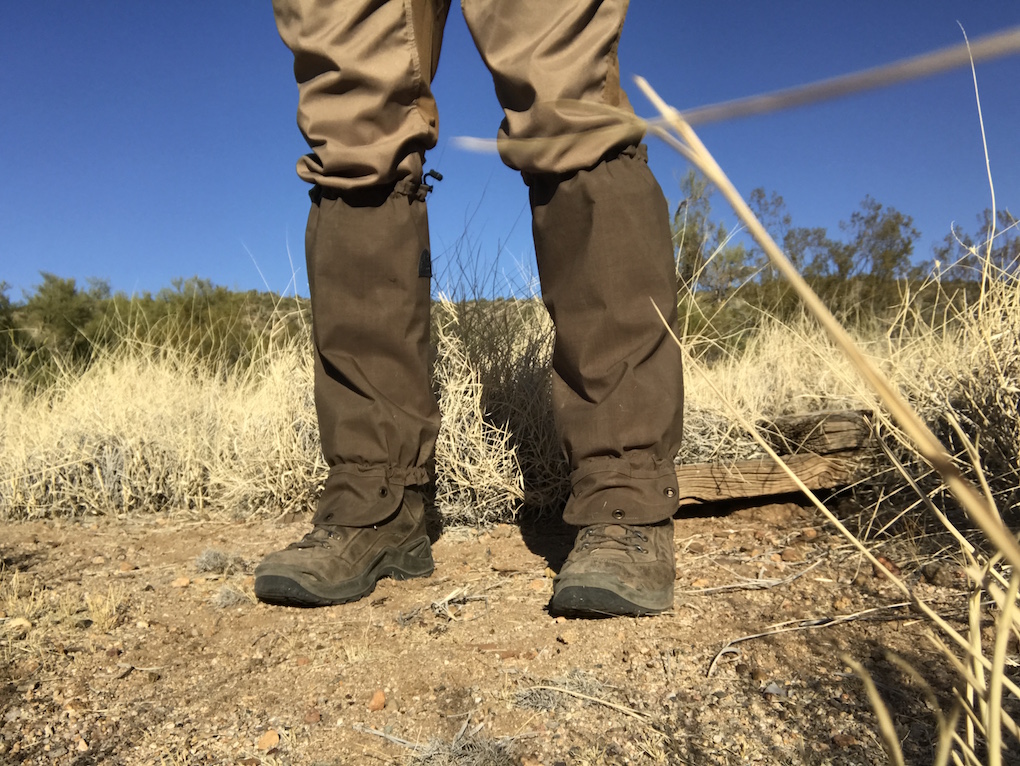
[
  {"left": 254, "top": 536, "right": 434, "bottom": 608},
  {"left": 550, "top": 574, "right": 672, "bottom": 618}
]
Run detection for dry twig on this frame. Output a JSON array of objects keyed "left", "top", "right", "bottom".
[
  {"left": 679, "top": 558, "right": 823, "bottom": 595},
  {"left": 708, "top": 603, "right": 911, "bottom": 677}
]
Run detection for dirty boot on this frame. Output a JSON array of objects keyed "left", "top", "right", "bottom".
[
  {"left": 550, "top": 519, "right": 675, "bottom": 618},
  {"left": 254, "top": 491, "right": 434, "bottom": 607}
]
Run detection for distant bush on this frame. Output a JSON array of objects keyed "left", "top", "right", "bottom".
[{"left": 2, "top": 274, "right": 309, "bottom": 385}]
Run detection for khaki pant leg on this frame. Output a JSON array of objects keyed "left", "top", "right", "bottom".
[
  {"left": 464, "top": 0, "right": 684, "bottom": 525},
  {"left": 461, "top": 0, "right": 643, "bottom": 174},
  {"left": 273, "top": 0, "right": 451, "bottom": 189}
]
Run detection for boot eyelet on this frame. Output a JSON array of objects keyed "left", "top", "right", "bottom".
[
  {"left": 612, "top": 509, "right": 625, "bottom": 520},
  {"left": 581, "top": 543, "right": 590, "bottom": 550},
  {"left": 635, "top": 545, "right": 646, "bottom": 553},
  {"left": 378, "top": 486, "right": 389, "bottom": 498}
]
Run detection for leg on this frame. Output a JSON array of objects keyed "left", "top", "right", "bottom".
[
  {"left": 256, "top": 0, "right": 450, "bottom": 607},
  {"left": 274, "top": 0, "right": 449, "bottom": 189},
  {"left": 305, "top": 182, "right": 437, "bottom": 529},
  {"left": 531, "top": 146, "right": 683, "bottom": 617},
  {"left": 463, "top": 0, "right": 684, "bottom": 616},
  {"left": 530, "top": 146, "right": 683, "bottom": 528}
]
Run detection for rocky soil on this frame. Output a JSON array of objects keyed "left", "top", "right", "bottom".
[{"left": 0, "top": 500, "right": 1000, "bottom": 765}]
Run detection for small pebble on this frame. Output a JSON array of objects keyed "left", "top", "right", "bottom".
[
  {"left": 257, "top": 730, "right": 279, "bottom": 750},
  {"left": 873, "top": 556, "right": 901, "bottom": 579},
  {"left": 368, "top": 689, "right": 386, "bottom": 711},
  {"left": 781, "top": 547, "right": 804, "bottom": 563},
  {"left": 7, "top": 617, "right": 31, "bottom": 636},
  {"left": 921, "top": 562, "right": 955, "bottom": 587},
  {"left": 833, "top": 733, "right": 857, "bottom": 748}
]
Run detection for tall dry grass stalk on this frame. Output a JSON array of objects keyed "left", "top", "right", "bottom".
[{"left": 635, "top": 71, "right": 1019, "bottom": 764}]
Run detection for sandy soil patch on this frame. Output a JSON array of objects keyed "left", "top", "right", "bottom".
[{"left": 1, "top": 502, "right": 990, "bottom": 765}]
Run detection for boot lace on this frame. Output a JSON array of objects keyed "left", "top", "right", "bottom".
[
  {"left": 288, "top": 525, "right": 345, "bottom": 549},
  {"left": 577, "top": 523, "right": 648, "bottom": 554}
]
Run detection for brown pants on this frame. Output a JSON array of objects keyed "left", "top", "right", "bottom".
[{"left": 273, "top": 0, "right": 684, "bottom": 527}]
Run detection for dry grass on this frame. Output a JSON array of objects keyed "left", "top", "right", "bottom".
[
  {"left": 0, "top": 567, "right": 96, "bottom": 663},
  {"left": 888, "top": 266, "right": 1020, "bottom": 521},
  {"left": 680, "top": 313, "right": 877, "bottom": 464},
  {"left": 433, "top": 299, "right": 525, "bottom": 523},
  {"left": 83, "top": 582, "right": 127, "bottom": 633},
  {"left": 637, "top": 73, "right": 1019, "bottom": 765},
  {"left": 407, "top": 727, "right": 518, "bottom": 766},
  {"left": 0, "top": 332, "right": 323, "bottom": 520},
  {"left": 0, "top": 269, "right": 1009, "bottom": 529}
]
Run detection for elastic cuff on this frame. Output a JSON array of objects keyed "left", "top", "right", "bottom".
[
  {"left": 313, "top": 463, "right": 431, "bottom": 527},
  {"left": 521, "top": 142, "right": 648, "bottom": 188},
  {"left": 562, "top": 455, "right": 679, "bottom": 526},
  {"left": 309, "top": 178, "right": 429, "bottom": 205}
]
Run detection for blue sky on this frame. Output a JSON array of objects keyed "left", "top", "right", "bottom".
[{"left": 1, "top": 2, "right": 1017, "bottom": 300}]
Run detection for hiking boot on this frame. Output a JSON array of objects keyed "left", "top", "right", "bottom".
[
  {"left": 550, "top": 519, "right": 675, "bottom": 618},
  {"left": 254, "top": 492, "right": 434, "bottom": 607}
]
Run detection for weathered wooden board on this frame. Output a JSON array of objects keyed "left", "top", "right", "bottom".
[
  {"left": 674, "top": 410, "right": 872, "bottom": 507},
  {"left": 759, "top": 409, "right": 874, "bottom": 456},
  {"left": 674, "top": 453, "right": 858, "bottom": 508}
]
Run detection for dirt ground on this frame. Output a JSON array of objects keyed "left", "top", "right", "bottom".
[{"left": 0, "top": 500, "right": 1004, "bottom": 766}]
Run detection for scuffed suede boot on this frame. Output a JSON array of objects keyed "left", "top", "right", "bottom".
[
  {"left": 550, "top": 518, "right": 675, "bottom": 618},
  {"left": 254, "top": 491, "right": 434, "bottom": 607}
]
